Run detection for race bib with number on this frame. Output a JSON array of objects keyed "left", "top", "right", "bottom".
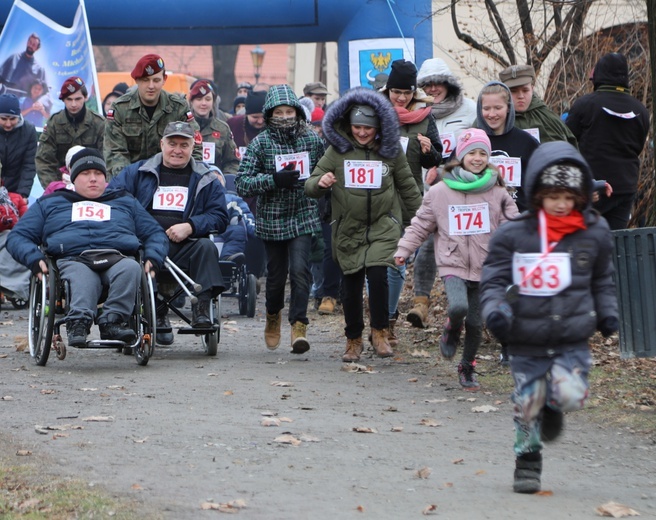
[
  {"left": 448, "top": 202, "right": 490, "bottom": 235},
  {"left": 399, "top": 136, "right": 409, "bottom": 154},
  {"left": 524, "top": 128, "right": 540, "bottom": 142},
  {"left": 238, "top": 146, "right": 247, "bottom": 161},
  {"left": 512, "top": 252, "right": 572, "bottom": 296},
  {"left": 344, "top": 160, "right": 383, "bottom": 189},
  {"left": 440, "top": 132, "right": 455, "bottom": 158},
  {"left": 152, "top": 186, "right": 188, "bottom": 212},
  {"left": 202, "top": 141, "right": 216, "bottom": 163},
  {"left": 489, "top": 156, "right": 522, "bottom": 187},
  {"left": 71, "top": 201, "right": 111, "bottom": 222},
  {"left": 275, "top": 152, "right": 310, "bottom": 180}
]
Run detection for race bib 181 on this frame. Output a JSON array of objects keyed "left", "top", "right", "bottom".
[{"left": 343, "top": 160, "right": 383, "bottom": 189}]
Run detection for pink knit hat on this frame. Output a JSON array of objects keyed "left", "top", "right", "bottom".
[{"left": 456, "top": 128, "right": 491, "bottom": 161}]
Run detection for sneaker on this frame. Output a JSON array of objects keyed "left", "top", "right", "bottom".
[
  {"left": 318, "top": 296, "right": 336, "bottom": 315},
  {"left": 439, "top": 318, "right": 461, "bottom": 359},
  {"left": 66, "top": 319, "right": 90, "bottom": 347},
  {"left": 99, "top": 321, "right": 137, "bottom": 344},
  {"left": 540, "top": 405, "right": 564, "bottom": 442},
  {"left": 457, "top": 360, "right": 481, "bottom": 390},
  {"left": 264, "top": 311, "right": 282, "bottom": 350},
  {"left": 291, "top": 322, "right": 310, "bottom": 354},
  {"left": 156, "top": 314, "right": 174, "bottom": 346}
]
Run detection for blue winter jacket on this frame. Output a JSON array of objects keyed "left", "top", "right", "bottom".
[
  {"left": 108, "top": 153, "right": 229, "bottom": 237},
  {"left": 7, "top": 188, "right": 169, "bottom": 273},
  {"left": 214, "top": 191, "right": 256, "bottom": 259}
]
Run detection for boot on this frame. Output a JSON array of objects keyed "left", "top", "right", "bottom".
[
  {"left": 540, "top": 405, "right": 564, "bottom": 442},
  {"left": 513, "top": 452, "right": 542, "bottom": 494},
  {"left": 66, "top": 319, "right": 90, "bottom": 348},
  {"left": 371, "top": 328, "right": 393, "bottom": 358},
  {"left": 388, "top": 311, "right": 399, "bottom": 348},
  {"left": 406, "top": 296, "right": 429, "bottom": 328},
  {"left": 156, "top": 313, "right": 174, "bottom": 346},
  {"left": 318, "top": 296, "right": 336, "bottom": 315},
  {"left": 264, "top": 311, "right": 282, "bottom": 350},
  {"left": 191, "top": 292, "right": 212, "bottom": 327},
  {"left": 457, "top": 359, "right": 481, "bottom": 390},
  {"left": 291, "top": 322, "right": 310, "bottom": 354},
  {"left": 439, "top": 318, "right": 462, "bottom": 360},
  {"left": 342, "top": 337, "right": 363, "bottom": 362},
  {"left": 99, "top": 319, "right": 137, "bottom": 344}
]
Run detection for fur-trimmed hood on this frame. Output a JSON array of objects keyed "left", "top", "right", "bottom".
[{"left": 322, "top": 87, "right": 400, "bottom": 159}]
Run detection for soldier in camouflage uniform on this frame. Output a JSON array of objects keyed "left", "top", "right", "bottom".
[
  {"left": 235, "top": 84, "right": 325, "bottom": 355},
  {"left": 35, "top": 76, "right": 104, "bottom": 189},
  {"left": 188, "top": 79, "right": 239, "bottom": 175},
  {"left": 103, "top": 54, "right": 201, "bottom": 179}
]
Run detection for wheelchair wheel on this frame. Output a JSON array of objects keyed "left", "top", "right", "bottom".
[
  {"left": 135, "top": 272, "right": 156, "bottom": 366},
  {"left": 246, "top": 274, "right": 257, "bottom": 318},
  {"left": 203, "top": 297, "right": 220, "bottom": 356},
  {"left": 238, "top": 265, "right": 249, "bottom": 315},
  {"left": 28, "top": 270, "right": 56, "bottom": 366},
  {"left": 10, "top": 297, "right": 28, "bottom": 310}
]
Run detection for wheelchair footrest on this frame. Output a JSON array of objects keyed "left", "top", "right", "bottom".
[
  {"left": 178, "top": 325, "right": 218, "bottom": 335},
  {"left": 81, "top": 339, "right": 126, "bottom": 348}
]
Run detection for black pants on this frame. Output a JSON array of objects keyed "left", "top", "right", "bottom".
[
  {"left": 593, "top": 192, "right": 635, "bottom": 231},
  {"left": 342, "top": 266, "right": 388, "bottom": 339}
]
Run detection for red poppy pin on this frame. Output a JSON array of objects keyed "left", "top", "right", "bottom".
[
  {"left": 194, "top": 130, "right": 203, "bottom": 145},
  {"left": 212, "top": 131, "right": 221, "bottom": 139}
]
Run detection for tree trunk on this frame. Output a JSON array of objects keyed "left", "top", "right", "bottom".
[{"left": 211, "top": 45, "right": 239, "bottom": 113}]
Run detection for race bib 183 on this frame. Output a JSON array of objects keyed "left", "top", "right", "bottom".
[{"left": 512, "top": 252, "right": 572, "bottom": 296}]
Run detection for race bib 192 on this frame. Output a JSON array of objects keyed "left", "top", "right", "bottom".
[
  {"left": 71, "top": 201, "right": 111, "bottom": 222},
  {"left": 153, "top": 186, "right": 188, "bottom": 212},
  {"left": 448, "top": 202, "right": 490, "bottom": 235}
]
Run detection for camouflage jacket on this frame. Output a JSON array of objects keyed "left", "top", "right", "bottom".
[
  {"left": 198, "top": 116, "right": 239, "bottom": 175},
  {"left": 103, "top": 88, "right": 201, "bottom": 178},
  {"left": 35, "top": 107, "right": 105, "bottom": 188}
]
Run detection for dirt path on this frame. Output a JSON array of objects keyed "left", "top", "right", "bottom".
[{"left": 1, "top": 297, "right": 655, "bottom": 519}]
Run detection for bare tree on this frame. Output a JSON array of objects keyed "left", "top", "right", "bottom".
[{"left": 212, "top": 45, "right": 239, "bottom": 112}]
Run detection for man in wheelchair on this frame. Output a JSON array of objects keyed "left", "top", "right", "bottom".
[
  {"left": 109, "top": 121, "right": 228, "bottom": 345},
  {"left": 7, "top": 148, "right": 168, "bottom": 347}
]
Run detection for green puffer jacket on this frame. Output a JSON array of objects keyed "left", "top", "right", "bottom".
[
  {"left": 514, "top": 94, "right": 578, "bottom": 147},
  {"left": 305, "top": 87, "right": 422, "bottom": 275}
]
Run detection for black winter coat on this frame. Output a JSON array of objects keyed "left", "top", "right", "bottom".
[{"left": 0, "top": 117, "right": 37, "bottom": 197}]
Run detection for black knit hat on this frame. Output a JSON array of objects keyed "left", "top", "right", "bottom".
[
  {"left": 69, "top": 148, "right": 107, "bottom": 182},
  {"left": 385, "top": 59, "right": 417, "bottom": 91},
  {"left": 245, "top": 91, "right": 267, "bottom": 115}
]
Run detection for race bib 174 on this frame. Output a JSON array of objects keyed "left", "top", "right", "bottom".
[{"left": 448, "top": 202, "right": 490, "bottom": 235}]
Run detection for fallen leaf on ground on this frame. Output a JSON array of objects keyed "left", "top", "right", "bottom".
[
  {"left": 475, "top": 470, "right": 486, "bottom": 475},
  {"left": 260, "top": 411, "right": 276, "bottom": 416},
  {"left": 384, "top": 406, "right": 398, "bottom": 412},
  {"left": 422, "top": 504, "right": 438, "bottom": 515},
  {"left": 356, "top": 505, "right": 365, "bottom": 512},
  {"left": 424, "top": 398, "right": 448, "bottom": 404},
  {"left": 536, "top": 490, "right": 553, "bottom": 496},
  {"left": 279, "top": 417, "right": 293, "bottom": 423},
  {"left": 16, "top": 450, "right": 32, "bottom": 456},
  {"left": 40, "top": 389, "right": 56, "bottom": 395},
  {"left": 391, "top": 426, "right": 404, "bottom": 432},
  {"left": 261, "top": 417, "right": 280, "bottom": 427},
  {"left": 299, "top": 434, "right": 320, "bottom": 442},
  {"left": 341, "top": 363, "right": 377, "bottom": 373},
  {"left": 0, "top": 354, "right": 7, "bottom": 358},
  {"left": 106, "top": 385, "right": 125, "bottom": 390},
  {"left": 408, "top": 377, "right": 419, "bottom": 383},
  {"left": 270, "top": 381, "right": 294, "bottom": 387},
  {"left": 207, "top": 373, "right": 219, "bottom": 377},
  {"left": 352, "top": 426, "right": 377, "bottom": 433},
  {"left": 452, "top": 458, "right": 464, "bottom": 464},
  {"left": 596, "top": 501, "right": 640, "bottom": 517},
  {"left": 419, "top": 418, "right": 442, "bottom": 427},
  {"left": 415, "top": 467, "right": 431, "bottom": 479},
  {"left": 52, "top": 433, "right": 69, "bottom": 439},
  {"left": 2, "top": 396, "right": 13, "bottom": 400},
  {"left": 132, "top": 437, "right": 149, "bottom": 443},
  {"left": 17, "top": 498, "right": 40, "bottom": 510},
  {"left": 471, "top": 405, "right": 498, "bottom": 413},
  {"left": 274, "top": 434, "right": 301, "bottom": 446},
  {"left": 224, "top": 390, "right": 233, "bottom": 396},
  {"left": 410, "top": 349, "right": 431, "bottom": 358},
  {"left": 14, "top": 336, "right": 27, "bottom": 351},
  {"left": 82, "top": 416, "right": 114, "bottom": 422},
  {"left": 466, "top": 397, "right": 476, "bottom": 402},
  {"left": 79, "top": 388, "right": 98, "bottom": 392},
  {"left": 131, "top": 483, "right": 142, "bottom": 490}
]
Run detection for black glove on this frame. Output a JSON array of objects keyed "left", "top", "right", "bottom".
[
  {"left": 598, "top": 316, "right": 619, "bottom": 338},
  {"left": 30, "top": 259, "right": 44, "bottom": 277},
  {"left": 273, "top": 162, "right": 300, "bottom": 189},
  {"left": 486, "top": 302, "right": 513, "bottom": 343}
]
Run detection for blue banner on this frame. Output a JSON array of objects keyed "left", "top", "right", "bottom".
[{"left": 0, "top": 0, "right": 100, "bottom": 131}]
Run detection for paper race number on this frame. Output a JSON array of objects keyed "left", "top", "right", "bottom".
[
  {"left": 441, "top": 132, "right": 455, "bottom": 158},
  {"left": 343, "top": 160, "right": 383, "bottom": 189},
  {"left": 275, "top": 152, "right": 310, "bottom": 180},
  {"left": 489, "top": 156, "right": 522, "bottom": 187},
  {"left": 448, "top": 203, "right": 490, "bottom": 235},
  {"left": 71, "top": 201, "right": 111, "bottom": 222},
  {"left": 153, "top": 186, "right": 188, "bottom": 212},
  {"left": 512, "top": 252, "right": 572, "bottom": 296},
  {"left": 202, "top": 142, "right": 216, "bottom": 163}
]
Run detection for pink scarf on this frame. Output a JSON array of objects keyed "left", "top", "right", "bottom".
[{"left": 394, "top": 105, "right": 432, "bottom": 125}]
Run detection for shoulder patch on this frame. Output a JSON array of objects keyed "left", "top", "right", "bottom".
[
  {"left": 186, "top": 111, "right": 195, "bottom": 122},
  {"left": 106, "top": 109, "right": 115, "bottom": 121}
]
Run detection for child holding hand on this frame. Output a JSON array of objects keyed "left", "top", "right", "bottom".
[
  {"left": 394, "top": 128, "right": 518, "bottom": 388},
  {"left": 480, "top": 141, "right": 618, "bottom": 493}
]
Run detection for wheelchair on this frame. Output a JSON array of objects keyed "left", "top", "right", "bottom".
[
  {"left": 218, "top": 252, "right": 257, "bottom": 318},
  {"left": 28, "top": 256, "right": 156, "bottom": 367},
  {"left": 156, "top": 257, "right": 221, "bottom": 356}
]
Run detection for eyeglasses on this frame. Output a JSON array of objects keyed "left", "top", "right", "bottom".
[{"left": 389, "top": 88, "right": 414, "bottom": 97}]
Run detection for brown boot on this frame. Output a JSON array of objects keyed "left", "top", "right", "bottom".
[
  {"left": 291, "top": 322, "right": 310, "bottom": 354},
  {"left": 318, "top": 296, "right": 336, "bottom": 315},
  {"left": 264, "top": 311, "right": 282, "bottom": 350},
  {"left": 388, "top": 313, "right": 399, "bottom": 348},
  {"left": 371, "top": 328, "right": 393, "bottom": 357},
  {"left": 342, "top": 337, "right": 363, "bottom": 362},
  {"left": 406, "top": 296, "right": 430, "bottom": 328}
]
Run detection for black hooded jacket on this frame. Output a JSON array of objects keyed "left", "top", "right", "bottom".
[{"left": 565, "top": 53, "right": 649, "bottom": 194}]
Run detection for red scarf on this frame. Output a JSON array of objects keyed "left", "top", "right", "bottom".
[
  {"left": 544, "top": 210, "right": 587, "bottom": 243},
  {"left": 394, "top": 105, "right": 431, "bottom": 125}
]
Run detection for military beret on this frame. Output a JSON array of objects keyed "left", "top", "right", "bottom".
[
  {"left": 131, "top": 54, "right": 165, "bottom": 80},
  {"left": 189, "top": 79, "right": 215, "bottom": 101},
  {"left": 59, "top": 76, "right": 85, "bottom": 100}
]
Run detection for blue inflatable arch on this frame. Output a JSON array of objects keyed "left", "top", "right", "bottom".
[{"left": 1, "top": 0, "right": 434, "bottom": 93}]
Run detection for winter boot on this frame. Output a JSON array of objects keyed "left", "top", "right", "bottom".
[
  {"left": 388, "top": 311, "right": 399, "bottom": 348},
  {"left": 318, "top": 296, "right": 336, "bottom": 315},
  {"left": 156, "top": 310, "right": 174, "bottom": 346},
  {"left": 439, "top": 318, "right": 462, "bottom": 359},
  {"left": 342, "top": 337, "right": 363, "bottom": 362},
  {"left": 66, "top": 319, "right": 90, "bottom": 348},
  {"left": 191, "top": 292, "right": 212, "bottom": 327},
  {"left": 457, "top": 359, "right": 481, "bottom": 390},
  {"left": 540, "top": 405, "right": 564, "bottom": 442},
  {"left": 291, "top": 322, "right": 310, "bottom": 354},
  {"left": 371, "top": 328, "right": 393, "bottom": 358},
  {"left": 264, "top": 311, "right": 282, "bottom": 350},
  {"left": 99, "top": 315, "right": 137, "bottom": 344},
  {"left": 513, "top": 452, "right": 542, "bottom": 494},
  {"left": 406, "top": 296, "right": 429, "bottom": 328}
]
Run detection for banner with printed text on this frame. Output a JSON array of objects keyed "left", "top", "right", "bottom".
[{"left": 0, "top": 0, "right": 100, "bottom": 131}]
